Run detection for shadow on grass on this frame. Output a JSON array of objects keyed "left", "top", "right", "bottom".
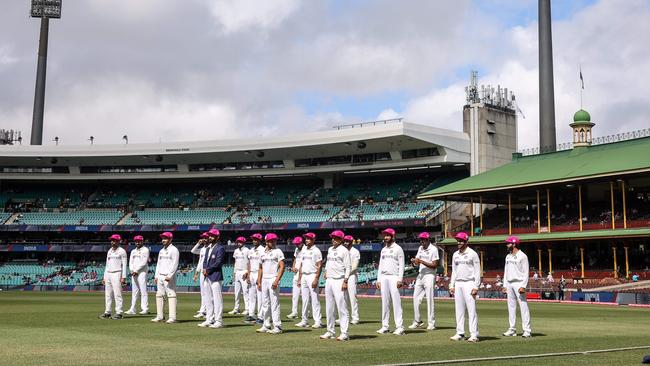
[
  {"left": 349, "top": 335, "right": 379, "bottom": 340},
  {"left": 282, "top": 329, "right": 312, "bottom": 333}
]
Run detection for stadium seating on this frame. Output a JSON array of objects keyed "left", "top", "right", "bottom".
[
  {"left": 230, "top": 206, "right": 341, "bottom": 224},
  {"left": 10, "top": 210, "right": 122, "bottom": 225},
  {"left": 333, "top": 201, "right": 443, "bottom": 221},
  {"left": 128, "top": 208, "right": 232, "bottom": 225}
]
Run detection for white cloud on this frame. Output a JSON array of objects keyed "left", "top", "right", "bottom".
[
  {"left": 0, "top": 45, "right": 18, "bottom": 67},
  {"left": 201, "top": 0, "right": 302, "bottom": 34}
]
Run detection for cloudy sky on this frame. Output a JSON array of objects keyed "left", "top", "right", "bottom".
[{"left": 0, "top": 0, "right": 648, "bottom": 148}]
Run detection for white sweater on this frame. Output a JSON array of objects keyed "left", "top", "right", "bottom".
[
  {"left": 504, "top": 250, "right": 529, "bottom": 288},
  {"left": 378, "top": 242, "right": 405, "bottom": 282},
  {"left": 450, "top": 247, "right": 481, "bottom": 290}
]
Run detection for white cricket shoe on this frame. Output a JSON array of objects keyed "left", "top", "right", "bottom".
[
  {"left": 450, "top": 334, "right": 464, "bottom": 341},
  {"left": 522, "top": 332, "right": 532, "bottom": 338},
  {"left": 350, "top": 319, "right": 360, "bottom": 325},
  {"left": 336, "top": 334, "right": 349, "bottom": 341},
  {"left": 467, "top": 336, "right": 479, "bottom": 343},
  {"left": 151, "top": 317, "right": 164, "bottom": 323},
  {"left": 294, "top": 321, "right": 309, "bottom": 328},
  {"left": 209, "top": 322, "right": 224, "bottom": 329},
  {"left": 256, "top": 325, "right": 270, "bottom": 333},
  {"left": 311, "top": 323, "right": 323, "bottom": 329},
  {"left": 124, "top": 310, "right": 136, "bottom": 315},
  {"left": 165, "top": 319, "right": 177, "bottom": 324},
  {"left": 335, "top": 319, "right": 341, "bottom": 325},
  {"left": 408, "top": 321, "right": 423, "bottom": 329},
  {"left": 376, "top": 327, "right": 390, "bottom": 334},
  {"left": 198, "top": 321, "right": 212, "bottom": 327},
  {"left": 320, "top": 332, "right": 335, "bottom": 339},
  {"left": 193, "top": 313, "right": 205, "bottom": 319},
  {"left": 427, "top": 324, "right": 436, "bottom": 331},
  {"left": 139, "top": 310, "right": 149, "bottom": 315},
  {"left": 503, "top": 330, "right": 517, "bottom": 337},
  {"left": 286, "top": 313, "right": 298, "bottom": 319},
  {"left": 393, "top": 327, "right": 405, "bottom": 336},
  {"left": 269, "top": 327, "right": 283, "bottom": 335},
  {"left": 227, "top": 309, "right": 240, "bottom": 315}
]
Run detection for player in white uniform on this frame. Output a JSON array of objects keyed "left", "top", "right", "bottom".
[
  {"left": 286, "top": 236, "right": 304, "bottom": 319},
  {"left": 409, "top": 232, "right": 439, "bottom": 330},
  {"left": 99, "top": 234, "right": 127, "bottom": 320},
  {"left": 151, "top": 232, "right": 180, "bottom": 324},
  {"left": 125, "top": 235, "right": 149, "bottom": 315},
  {"left": 256, "top": 233, "right": 285, "bottom": 334},
  {"left": 229, "top": 236, "right": 250, "bottom": 315},
  {"left": 376, "top": 228, "right": 405, "bottom": 335},
  {"left": 320, "top": 230, "right": 351, "bottom": 341},
  {"left": 191, "top": 232, "right": 209, "bottom": 319},
  {"left": 343, "top": 235, "right": 360, "bottom": 325},
  {"left": 295, "top": 232, "right": 323, "bottom": 328},
  {"left": 245, "top": 233, "right": 265, "bottom": 324},
  {"left": 449, "top": 232, "right": 481, "bottom": 342},
  {"left": 501, "top": 235, "right": 532, "bottom": 338}
]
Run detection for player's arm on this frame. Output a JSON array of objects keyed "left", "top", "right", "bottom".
[
  {"left": 244, "top": 252, "right": 251, "bottom": 281},
  {"left": 120, "top": 249, "right": 128, "bottom": 283},
  {"left": 342, "top": 250, "right": 351, "bottom": 290},
  {"left": 298, "top": 262, "right": 303, "bottom": 284},
  {"left": 273, "top": 259, "right": 285, "bottom": 289},
  {"left": 350, "top": 252, "right": 359, "bottom": 274},
  {"left": 397, "top": 247, "right": 405, "bottom": 288},
  {"left": 102, "top": 251, "right": 110, "bottom": 284},
  {"left": 376, "top": 255, "right": 383, "bottom": 289},
  {"left": 470, "top": 252, "right": 480, "bottom": 296},
  {"left": 502, "top": 257, "right": 509, "bottom": 293},
  {"left": 165, "top": 248, "right": 179, "bottom": 281},
  {"left": 449, "top": 254, "right": 457, "bottom": 295},
  {"left": 520, "top": 255, "right": 529, "bottom": 292},
  {"left": 257, "top": 263, "right": 263, "bottom": 290},
  {"left": 313, "top": 250, "right": 323, "bottom": 289},
  {"left": 190, "top": 241, "right": 202, "bottom": 255},
  {"left": 135, "top": 247, "right": 149, "bottom": 274}
]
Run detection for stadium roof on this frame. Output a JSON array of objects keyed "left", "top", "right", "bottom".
[
  {"left": 419, "top": 136, "right": 650, "bottom": 200},
  {"left": 438, "top": 227, "right": 650, "bottom": 245}
]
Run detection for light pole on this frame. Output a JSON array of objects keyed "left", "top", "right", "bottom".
[{"left": 30, "top": 0, "right": 62, "bottom": 145}]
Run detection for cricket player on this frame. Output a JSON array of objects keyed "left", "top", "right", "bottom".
[
  {"left": 125, "top": 235, "right": 149, "bottom": 315},
  {"left": 199, "top": 229, "right": 225, "bottom": 328},
  {"left": 449, "top": 232, "right": 480, "bottom": 342},
  {"left": 320, "top": 230, "right": 351, "bottom": 341},
  {"left": 376, "top": 228, "right": 405, "bottom": 335},
  {"left": 409, "top": 232, "right": 439, "bottom": 330},
  {"left": 295, "top": 232, "right": 323, "bottom": 328},
  {"left": 343, "top": 235, "right": 360, "bottom": 325},
  {"left": 502, "top": 236, "right": 532, "bottom": 338},
  {"left": 151, "top": 232, "right": 180, "bottom": 324},
  {"left": 287, "top": 235, "right": 304, "bottom": 319},
  {"left": 191, "top": 232, "right": 210, "bottom": 319},
  {"left": 99, "top": 234, "right": 127, "bottom": 320},
  {"left": 245, "top": 233, "right": 265, "bottom": 324},
  {"left": 229, "top": 236, "right": 250, "bottom": 315},
  {"left": 256, "top": 233, "right": 285, "bottom": 334}
]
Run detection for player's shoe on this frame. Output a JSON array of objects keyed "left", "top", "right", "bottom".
[
  {"left": 209, "top": 322, "right": 224, "bottom": 329},
  {"left": 139, "top": 310, "right": 149, "bottom": 315},
  {"left": 311, "top": 323, "right": 323, "bottom": 329},
  {"left": 165, "top": 319, "right": 177, "bottom": 324},
  {"left": 243, "top": 316, "right": 256, "bottom": 324},
  {"left": 256, "top": 318, "right": 264, "bottom": 324},
  {"left": 319, "top": 332, "right": 335, "bottom": 339},
  {"left": 335, "top": 319, "right": 341, "bottom": 325},
  {"left": 256, "top": 325, "right": 270, "bottom": 333},
  {"left": 198, "top": 321, "right": 212, "bottom": 327},
  {"left": 294, "top": 321, "right": 309, "bottom": 328},
  {"left": 522, "top": 332, "right": 532, "bottom": 338},
  {"left": 151, "top": 317, "right": 164, "bottom": 322},
  {"left": 98, "top": 312, "right": 111, "bottom": 319},
  {"left": 124, "top": 310, "right": 136, "bottom": 315},
  {"left": 467, "top": 336, "right": 479, "bottom": 343},
  {"left": 193, "top": 312, "right": 205, "bottom": 319},
  {"left": 336, "top": 334, "right": 349, "bottom": 341},
  {"left": 286, "top": 313, "right": 298, "bottom": 319},
  {"left": 408, "top": 321, "right": 424, "bottom": 329},
  {"left": 376, "top": 327, "right": 390, "bottom": 334},
  {"left": 503, "top": 330, "right": 517, "bottom": 337},
  {"left": 350, "top": 319, "right": 360, "bottom": 325},
  {"left": 426, "top": 324, "right": 436, "bottom": 331},
  {"left": 227, "top": 309, "right": 241, "bottom": 315},
  {"left": 393, "top": 327, "right": 405, "bottom": 335},
  {"left": 450, "top": 334, "right": 464, "bottom": 341},
  {"left": 111, "top": 313, "right": 123, "bottom": 320},
  {"left": 269, "top": 327, "right": 283, "bottom": 335}
]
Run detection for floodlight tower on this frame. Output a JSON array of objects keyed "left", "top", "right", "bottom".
[{"left": 30, "top": 0, "right": 62, "bottom": 145}]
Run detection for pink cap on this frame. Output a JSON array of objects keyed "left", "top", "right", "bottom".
[
  {"left": 302, "top": 232, "right": 316, "bottom": 240},
  {"left": 208, "top": 228, "right": 220, "bottom": 237},
  {"left": 418, "top": 232, "right": 430, "bottom": 240},
  {"left": 133, "top": 235, "right": 144, "bottom": 241},
  {"left": 454, "top": 232, "right": 469, "bottom": 242},
  {"left": 343, "top": 235, "right": 354, "bottom": 242},
  {"left": 381, "top": 228, "right": 396, "bottom": 237},
  {"left": 250, "top": 233, "right": 263, "bottom": 241},
  {"left": 265, "top": 233, "right": 278, "bottom": 241},
  {"left": 109, "top": 234, "right": 122, "bottom": 241},
  {"left": 160, "top": 232, "right": 173, "bottom": 239},
  {"left": 329, "top": 230, "right": 345, "bottom": 240},
  {"left": 235, "top": 236, "right": 246, "bottom": 243},
  {"left": 505, "top": 235, "right": 520, "bottom": 245},
  {"left": 292, "top": 236, "right": 303, "bottom": 245},
  {"left": 200, "top": 232, "right": 209, "bottom": 239}
]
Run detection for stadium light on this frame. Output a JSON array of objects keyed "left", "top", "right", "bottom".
[{"left": 30, "top": 0, "right": 62, "bottom": 146}]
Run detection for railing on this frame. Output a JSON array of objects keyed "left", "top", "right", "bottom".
[
  {"left": 518, "top": 128, "right": 650, "bottom": 156},
  {"left": 333, "top": 118, "right": 403, "bottom": 130}
]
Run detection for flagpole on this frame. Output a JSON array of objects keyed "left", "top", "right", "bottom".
[{"left": 579, "top": 65, "right": 584, "bottom": 109}]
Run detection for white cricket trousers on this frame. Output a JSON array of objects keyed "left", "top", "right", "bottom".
[
  {"left": 129, "top": 271, "right": 148, "bottom": 312},
  {"left": 345, "top": 273, "right": 359, "bottom": 322},
  {"left": 198, "top": 272, "right": 209, "bottom": 313},
  {"left": 248, "top": 272, "right": 262, "bottom": 318},
  {"left": 233, "top": 270, "right": 249, "bottom": 312},
  {"left": 204, "top": 278, "right": 223, "bottom": 325},
  {"left": 506, "top": 281, "right": 531, "bottom": 333},
  {"left": 104, "top": 271, "right": 123, "bottom": 314},
  {"left": 380, "top": 275, "right": 403, "bottom": 329},
  {"left": 453, "top": 281, "right": 478, "bottom": 337},
  {"left": 301, "top": 273, "right": 322, "bottom": 324},
  {"left": 155, "top": 275, "right": 177, "bottom": 321},
  {"left": 413, "top": 273, "right": 435, "bottom": 326},
  {"left": 291, "top": 274, "right": 301, "bottom": 314},
  {"left": 325, "top": 278, "right": 349, "bottom": 336},
  {"left": 260, "top": 277, "right": 282, "bottom": 328}
]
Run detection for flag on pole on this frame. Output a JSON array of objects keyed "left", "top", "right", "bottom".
[{"left": 579, "top": 68, "right": 584, "bottom": 89}]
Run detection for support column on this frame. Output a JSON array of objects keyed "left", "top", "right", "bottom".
[
  {"left": 536, "top": 190, "right": 541, "bottom": 233},
  {"left": 578, "top": 185, "right": 583, "bottom": 231},
  {"left": 470, "top": 198, "right": 474, "bottom": 237},
  {"left": 547, "top": 247, "right": 553, "bottom": 274},
  {"left": 479, "top": 196, "right": 483, "bottom": 232},
  {"left": 443, "top": 248, "right": 448, "bottom": 276},
  {"left": 624, "top": 246, "right": 629, "bottom": 279},
  {"left": 580, "top": 247, "right": 585, "bottom": 278},
  {"left": 546, "top": 188, "right": 552, "bottom": 233},
  {"left": 480, "top": 249, "right": 484, "bottom": 277},
  {"left": 444, "top": 201, "right": 448, "bottom": 238},
  {"left": 537, "top": 248, "right": 543, "bottom": 275},
  {"left": 621, "top": 180, "right": 627, "bottom": 229},
  {"left": 508, "top": 193, "right": 512, "bottom": 235},
  {"left": 610, "top": 182, "right": 616, "bottom": 229},
  {"left": 612, "top": 246, "right": 618, "bottom": 279}
]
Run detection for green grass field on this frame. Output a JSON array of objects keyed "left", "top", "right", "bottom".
[{"left": 0, "top": 292, "right": 648, "bottom": 366}]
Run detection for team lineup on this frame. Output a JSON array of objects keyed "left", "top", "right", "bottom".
[{"left": 99, "top": 228, "right": 532, "bottom": 342}]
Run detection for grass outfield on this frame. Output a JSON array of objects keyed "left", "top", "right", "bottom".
[{"left": 0, "top": 292, "right": 648, "bottom": 366}]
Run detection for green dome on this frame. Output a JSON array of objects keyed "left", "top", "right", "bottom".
[{"left": 573, "top": 109, "right": 591, "bottom": 122}]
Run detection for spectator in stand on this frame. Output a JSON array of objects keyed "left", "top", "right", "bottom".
[
  {"left": 632, "top": 273, "right": 639, "bottom": 282},
  {"left": 532, "top": 271, "right": 539, "bottom": 281},
  {"left": 546, "top": 272, "right": 554, "bottom": 283},
  {"left": 557, "top": 281, "right": 565, "bottom": 301}
]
